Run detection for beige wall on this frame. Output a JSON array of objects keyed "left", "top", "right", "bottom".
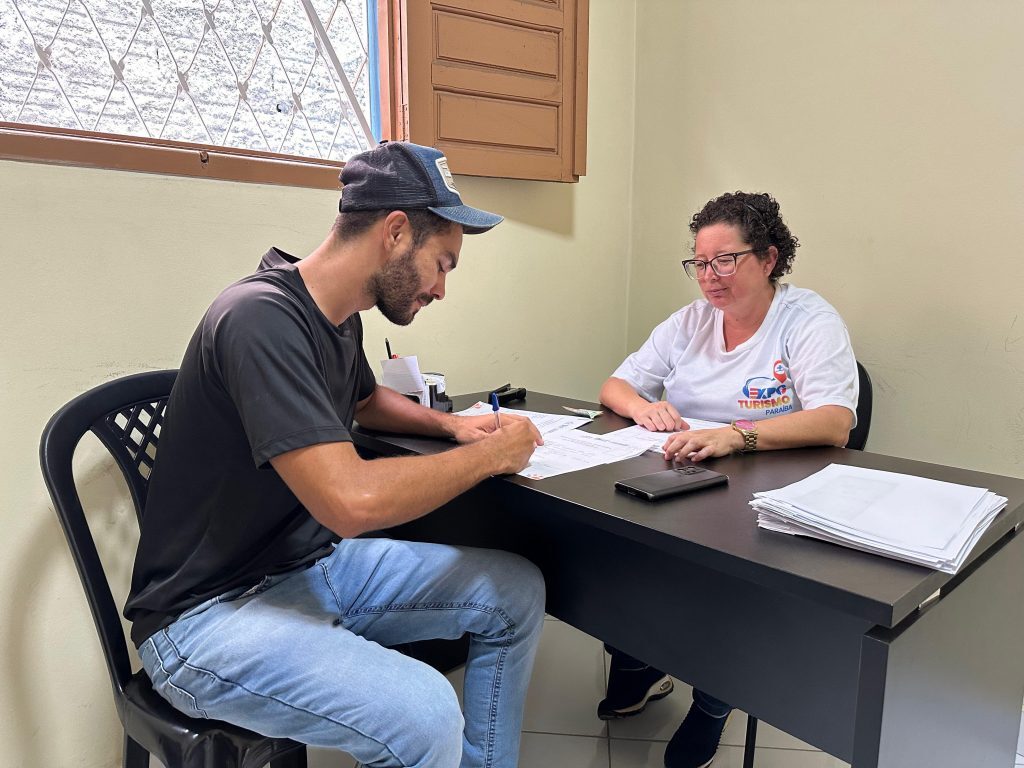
[
  {"left": 630, "top": 0, "right": 1024, "bottom": 477},
  {"left": 0, "top": 2, "right": 636, "bottom": 764},
  {"left": 6, "top": 0, "right": 1024, "bottom": 765}
]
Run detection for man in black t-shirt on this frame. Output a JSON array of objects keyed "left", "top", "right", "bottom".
[{"left": 126, "top": 142, "right": 545, "bottom": 768}]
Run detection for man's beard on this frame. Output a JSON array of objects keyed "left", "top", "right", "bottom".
[{"left": 367, "top": 244, "right": 434, "bottom": 326}]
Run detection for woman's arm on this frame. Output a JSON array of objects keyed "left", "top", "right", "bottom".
[
  {"left": 600, "top": 376, "right": 686, "bottom": 432},
  {"left": 660, "top": 404, "right": 853, "bottom": 462}
]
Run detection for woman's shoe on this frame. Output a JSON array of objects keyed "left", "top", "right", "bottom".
[
  {"left": 597, "top": 658, "right": 674, "bottom": 720},
  {"left": 663, "top": 703, "right": 730, "bottom": 768}
]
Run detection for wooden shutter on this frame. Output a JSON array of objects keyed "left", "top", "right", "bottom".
[{"left": 378, "top": 0, "right": 588, "bottom": 182}]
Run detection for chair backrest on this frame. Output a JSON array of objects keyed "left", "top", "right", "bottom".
[
  {"left": 39, "top": 370, "right": 178, "bottom": 700},
  {"left": 847, "top": 362, "right": 873, "bottom": 451}
]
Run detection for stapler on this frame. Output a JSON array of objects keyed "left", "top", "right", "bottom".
[{"left": 489, "top": 383, "right": 527, "bottom": 406}]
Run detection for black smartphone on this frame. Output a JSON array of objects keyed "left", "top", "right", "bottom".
[{"left": 614, "top": 465, "right": 728, "bottom": 501}]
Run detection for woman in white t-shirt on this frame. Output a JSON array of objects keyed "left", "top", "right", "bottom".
[{"left": 597, "top": 191, "right": 859, "bottom": 768}]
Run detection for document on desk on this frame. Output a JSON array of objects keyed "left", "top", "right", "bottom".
[
  {"left": 752, "top": 464, "right": 1007, "bottom": 573},
  {"left": 454, "top": 402, "right": 654, "bottom": 479},
  {"left": 601, "top": 419, "right": 729, "bottom": 454},
  {"left": 455, "top": 402, "right": 592, "bottom": 437},
  {"left": 518, "top": 429, "right": 645, "bottom": 480}
]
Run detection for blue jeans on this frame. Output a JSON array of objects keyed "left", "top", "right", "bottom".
[{"left": 138, "top": 537, "right": 546, "bottom": 768}]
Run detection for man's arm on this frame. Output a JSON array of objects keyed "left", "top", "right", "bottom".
[
  {"left": 355, "top": 384, "right": 535, "bottom": 443},
  {"left": 270, "top": 416, "right": 541, "bottom": 538},
  {"left": 354, "top": 384, "right": 462, "bottom": 438}
]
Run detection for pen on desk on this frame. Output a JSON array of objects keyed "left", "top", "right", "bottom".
[
  {"left": 490, "top": 392, "right": 501, "bottom": 430},
  {"left": 385, "top": 338, "right": 394, "bottom": 359}
]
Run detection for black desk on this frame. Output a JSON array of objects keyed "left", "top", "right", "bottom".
[{"left": 354, "top": 392, "right": 1024, "bottom": 768}]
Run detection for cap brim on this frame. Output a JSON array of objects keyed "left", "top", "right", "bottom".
[{"left": 428, "top": 204, "right": 504, "bottom": 235}]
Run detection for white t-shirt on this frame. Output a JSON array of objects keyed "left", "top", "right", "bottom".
[{"left": 611, "top": 283, "right": 859, "bottom": 426}]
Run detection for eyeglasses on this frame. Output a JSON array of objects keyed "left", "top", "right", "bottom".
[{"left": 681, "top": 250, "right": 757, "bottom": 280}]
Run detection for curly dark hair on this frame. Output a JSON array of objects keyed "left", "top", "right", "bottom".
[{"left": 688, "top": 191, "right": 799, "bottom": 281}]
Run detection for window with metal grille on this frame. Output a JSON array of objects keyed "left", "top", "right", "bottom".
[
  {"left": 0, "top": 0, "right": 379, "bottom": 187},
  {"left": 0, "top": 0, "right": 591, "bottom": 186}
]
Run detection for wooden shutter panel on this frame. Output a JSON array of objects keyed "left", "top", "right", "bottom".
[{"left": 379, "top": 0, "right": 588, "bottom": 182}]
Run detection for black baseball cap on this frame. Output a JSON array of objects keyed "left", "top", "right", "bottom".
[{"left": 339, "top": 141, "right": 503, "bottom": 234}]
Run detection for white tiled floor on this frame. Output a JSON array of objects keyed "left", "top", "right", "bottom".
[{"left": 175, "top": 615, "right": 1024, "bottom": 767}]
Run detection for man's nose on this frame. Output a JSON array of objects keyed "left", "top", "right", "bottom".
[{"left": 431, "top": 272, "right": 446, "bottom": 300}]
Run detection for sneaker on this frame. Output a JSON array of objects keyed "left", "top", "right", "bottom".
[
  {"left": 664, "top": 704, "right": 730, "bottom": 768},
  {"left": 597, "top": 659, "right": 674, "bottom": 720}
]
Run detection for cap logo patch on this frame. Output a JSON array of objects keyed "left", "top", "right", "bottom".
[{"left": 434, "top": 156, "right": 459, "bottom": 195}]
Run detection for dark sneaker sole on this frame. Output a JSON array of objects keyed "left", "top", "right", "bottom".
[{"left": 597, "top": 675, "right": 674, "bottom": 720}]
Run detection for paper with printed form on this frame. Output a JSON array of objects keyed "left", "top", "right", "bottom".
[
  {"left": 752, "top": 464, "right": 1007, "bottom": 573},
  {"left": 453, "top": 405, "right": 735, "bottom": 479},
  {"left": 455, "top": 402, "right": 592, "bottom": 438},
  {"left": 518, "top": 429, "right": 644, "bottom": 481},
  {"left": 601, "top": 419, "right": 729, "bottom": 455},
  {"left": 454, "top": 402, "right": 648, "bottom": 479}
]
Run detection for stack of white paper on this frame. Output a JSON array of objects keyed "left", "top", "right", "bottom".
[{"left": 752, "top": 464, "right": 1006, "bottom": 573}]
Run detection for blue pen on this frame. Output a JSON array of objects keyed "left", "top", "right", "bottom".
[{"left": 490, "top": 392, "right": 502, "bottom": 430}]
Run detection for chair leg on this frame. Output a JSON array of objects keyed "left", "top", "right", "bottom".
[
  {"left": 743, "top": 715, "right": 758, "bottom": 768},
  {"left": 123, "top": 733, "right": 149, "bottom": 768},
  {"left": 270, "top": 747, "right": 307, "bottom": 768}
]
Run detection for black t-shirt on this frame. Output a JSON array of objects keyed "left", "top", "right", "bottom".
[{"left": 124, "top": 248, "right": 376, "bottom": 647}]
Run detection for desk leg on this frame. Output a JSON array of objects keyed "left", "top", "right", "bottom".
[
  {"left": 852, "top": 530, "right": 1024, "bottom": 768},
  {"left": 742, "top": 716, "right": 758, "bottom": 768}
]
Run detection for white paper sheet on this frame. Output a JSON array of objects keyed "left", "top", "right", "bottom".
[
  {"left": 601, "top": 419, "right": 729, "bottom": 454},
  {"left": 518, "top": 428, "right": 645, "bottom": 480},
  {"left": 455, "top": 401, "right": 591, "bottom": 437},
  {"left": 455, "top": 402, "right": 663, "bottom": 479},
  {"left": 381, "top": 356, "right": 428, "bottom": 406}
]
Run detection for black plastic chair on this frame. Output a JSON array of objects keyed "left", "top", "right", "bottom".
[
  {"left": 39, "top": 370, "right": 308, "bottom": 768},
  {"left": 740, "top": 361, "right": 873, "bottom": 768},
  {"left": 847, "top": 361, "right": 873, "bottom": 452}
]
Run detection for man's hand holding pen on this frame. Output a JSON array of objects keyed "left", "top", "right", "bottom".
[
  {"left": 481, "top": 417, "right": 543, "bottom": 475},
  {"left": 446, "top": 411, "right": 543, "bottom": 476},
  {"left": 448, "top": 412, "right": 542, "bottom": 444}
]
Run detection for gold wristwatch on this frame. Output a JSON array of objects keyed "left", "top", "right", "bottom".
[{"left": 731, "top": 419, "right": 758, "bottom": 452}]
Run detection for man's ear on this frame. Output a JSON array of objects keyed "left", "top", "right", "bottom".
[{"left": 381, "top": 211, "right": 411, "bottom": 258}]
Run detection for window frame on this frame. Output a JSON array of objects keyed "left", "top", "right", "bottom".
[
  {"left": 0, "top": 0, "right": 389, "bottom": 189},
  {"left": 0, "top": 121, "right": 347, "bottom": 189}
]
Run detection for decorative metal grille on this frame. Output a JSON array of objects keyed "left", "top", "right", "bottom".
[{"left": 0, "top": 0, "right": 375, "bottom": 160}]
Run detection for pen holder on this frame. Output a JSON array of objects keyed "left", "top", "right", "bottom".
[{"left": 424, "top": 373, "right": 453, "bottom": 413}]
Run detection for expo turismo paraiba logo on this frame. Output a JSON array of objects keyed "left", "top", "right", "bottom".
[{"left": 737, "top": 359, "right": 794, "bottom": 415}]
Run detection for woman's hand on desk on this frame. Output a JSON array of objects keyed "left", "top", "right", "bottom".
[
  {"left": 632, "top": 400, "right": 688, "bottom": 433},
  {"left": 599, "top": 377, "right": 686, "bottom": 432},
  {"left": 661, "top": 427, "right": 743, "bottom": 462}
]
